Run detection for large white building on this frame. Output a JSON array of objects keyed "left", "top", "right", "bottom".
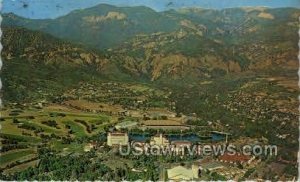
[
  {"left": 107, "top": 132, "right": 129, "bottom": 146},
  {"left": 167, "top": 165, "right": 199, "bottom": 180}
]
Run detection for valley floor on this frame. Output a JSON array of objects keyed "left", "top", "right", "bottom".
[{"left": 0, "top": 70, "right": 298, "bottom": 180}]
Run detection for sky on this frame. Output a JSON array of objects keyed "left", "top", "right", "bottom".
[{"left": 2, "top": 0, "right": 300, "bottom": 19}]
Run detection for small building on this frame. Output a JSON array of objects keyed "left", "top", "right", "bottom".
[
  {"left": 150, "top": 134, "right": 169, "bottom": 146},
  {"left": 115, "top": 121, "right": 138, "bottom": 130},
  {"left": 84, "top": 142, "right": 97, "bottom": 152},
  {"left": 107, "top": 132, "right": 129, "bottom": 146},
  {"left": 167, "top": 165, "right": 200, "bottom": 180}
]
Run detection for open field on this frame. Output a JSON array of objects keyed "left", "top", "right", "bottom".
[{"left": 63, "top": 100, "right": 123, "bottom": 113}]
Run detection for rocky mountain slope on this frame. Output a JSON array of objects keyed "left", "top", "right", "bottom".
[
  {"left": 2, "top": 5, "right": 299, "bottom": 82},
  {"left": 1, "top": 27, "right": 133, "bottom": 102}
]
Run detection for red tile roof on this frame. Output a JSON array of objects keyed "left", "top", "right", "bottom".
[{"left": 219, "top": 153, "right": 251, "bottom": 163}]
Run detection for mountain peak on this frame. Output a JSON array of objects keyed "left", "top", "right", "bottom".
[{"left": 86, "top": 3, "right": 119, "bottom": 11}]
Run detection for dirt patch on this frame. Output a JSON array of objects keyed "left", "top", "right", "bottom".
[
  {"left": 63, "top": 100, "right": 123, "bottom": 113},
  {"left": 257, "top": 12, "right": 274, "bottom": 20}
]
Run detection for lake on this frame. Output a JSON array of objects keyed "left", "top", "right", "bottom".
[{"left": 129, "top": 133, "right": 225, "bottom": 142}]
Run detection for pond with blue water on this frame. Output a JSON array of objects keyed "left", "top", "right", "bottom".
[{"left": 129, "top": 133, "right": 225, "bottom": 142}]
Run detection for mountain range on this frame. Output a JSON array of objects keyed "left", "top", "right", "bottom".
[{"left": 2, "top": 4, "right": 299, "bottom": 88}]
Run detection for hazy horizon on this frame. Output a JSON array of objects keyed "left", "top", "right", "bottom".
[{"left": 3, "top": 0, "right": 300, "bottom": 19}]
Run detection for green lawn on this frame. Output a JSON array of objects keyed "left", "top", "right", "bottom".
[
  {"left": 0, "top": 149, "right": 36, "bottom": 167},
  {"left": 63, "top": 120, "right": 88, "bottom": 138},
  {"left": 0, "top": 133, "right": 41, "bottom": 143},
  {"left": 22, "top": 120, "right": 64, "bottom": 134},
  {"left": 1, "top": 121, "right": 29, "bottom": 135},
  {"left": 88, "top": 115, "right": 110, "bottom": 125}
]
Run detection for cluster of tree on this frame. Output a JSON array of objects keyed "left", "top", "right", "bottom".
[
  {"left": 49, "top": 112, "right": 66, "bottom": 117},
  {"left": 18, "top": 123, "right": 44, "bottom": 133},
  {"left": 1, "top": 133, "right": 32, "bottom": 153},
  {"left": 61, "top": 136, "right": 73, "bottom": 145},
  {"left": 117, "top": 153, "right": 160, "bottom": 181},
  {"left": 1, "top": 148, "right": 146, "bottom": 181},
  {"left": 241, "top": 168, "right": 255, "bottom": 180},
  {"left": 283, "top": 164, "right": 298, "bottom": 177},
  {"left": 40, "top": 133, "right": 61, "bottom": 141},
  {"left": 186, "top": 119, "right": 207, "bottom": 126},
  {"left": 209, "top": 171, "right": 227, "bottom": 180},
  {"left": 41, "top": 120, "right": 60, "bottom": 129},
  {"left": 1, "top": 145, "right": 164, "bottom": 180},
  {"left": 0, "top": 144, "right": 28, "bottom": 152},
  {"left": 12, "top": 118, "right": 20, "bottom": 124},
  {"left": 0, "top": 134, "right": 27, "bottom": 142}
]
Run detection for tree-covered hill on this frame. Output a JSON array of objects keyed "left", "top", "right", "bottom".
[{"left": 1, "top": 27, "right": 133, "bottom": 102}]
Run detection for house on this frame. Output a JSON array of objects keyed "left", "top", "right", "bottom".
[
  {"left": 167, "top": 165, "right": 200, "bottom": 180},
  {"left": 150, "top": 134, "right": 169, "bottom": 146},
  {"left": 107, "top": 132, "right": 129, "bottom": 146}
]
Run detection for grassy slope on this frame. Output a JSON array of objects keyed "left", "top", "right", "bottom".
[{"left": 0, "top": 149, "right": 36, "bottom": 167}]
